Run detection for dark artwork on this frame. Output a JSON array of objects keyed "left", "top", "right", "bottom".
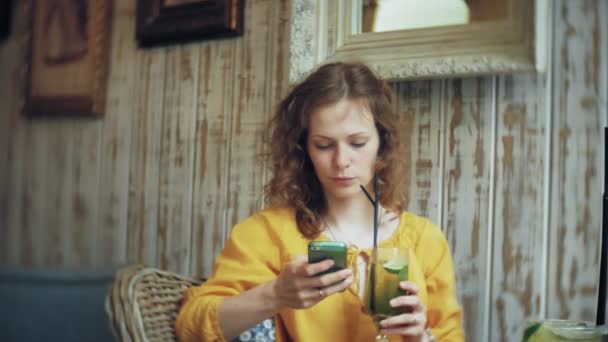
[
  {"left": 136, "top": 0, "right": 243, "bottom": 47},
  {"left": 1, "top": 0, "right": 12, "bottom": 41},
  {"left": 27, "top": 0, "right": 112, "bottom": 117},
  {"left": 163, "top": 0, "right": 207, "bottom": 6},
  {"left": 43, "top": 0, "right": 88, "bottom": 65}
]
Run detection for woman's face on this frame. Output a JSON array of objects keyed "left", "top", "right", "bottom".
[{"left": 306, "top": 98, "right": 380, "bottom": 202}]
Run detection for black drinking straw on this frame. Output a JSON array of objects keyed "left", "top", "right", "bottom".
[
  {"left": 373, "top": 174, "right": 379, "bottom": 247},
  {"left": 360, "top": 174, "right": 380, "bottom": 315},
  {"left": 359, "top": 175, "right": 380, "bottom": 247},
  {"left": 597, "top": 127, "right": 607, "bottom": 326},
  {"left": 358, "top": 175, "right": 379, "bottom": 246},
  {"left": 361, "top": 186, "right": 374, "bottom": 204}
]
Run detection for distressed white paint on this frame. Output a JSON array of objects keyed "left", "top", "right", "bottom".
[{"left": 0, "top": 1, "right": 606, "bottom": 340}]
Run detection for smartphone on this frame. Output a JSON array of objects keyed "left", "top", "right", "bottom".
[{"left": 308, "top": 241, "right": 347, "bottom": 276}]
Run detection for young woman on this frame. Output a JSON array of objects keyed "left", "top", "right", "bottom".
[{"left": 176, "top": 62, "right": 464, "bottom": 341}]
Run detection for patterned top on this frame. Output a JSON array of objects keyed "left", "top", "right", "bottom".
[{"left": 234, "top": 319, "right": 275, "bottom": 342}]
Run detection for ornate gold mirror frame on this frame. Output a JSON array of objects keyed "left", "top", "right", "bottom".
[{"left": 290, "top": 0, "right": 548, "bottom": 82}]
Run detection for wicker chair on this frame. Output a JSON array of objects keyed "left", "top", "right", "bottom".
[{"left": 105, "top": 265, "right": 204, "bottom": 342}]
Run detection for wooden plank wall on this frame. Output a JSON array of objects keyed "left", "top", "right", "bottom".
[
  {"left": 0, "top": 0, "right": 606, "bottom": 340},
  {"left": 548, "top": 0, "right": 607, "bottom": 324}
]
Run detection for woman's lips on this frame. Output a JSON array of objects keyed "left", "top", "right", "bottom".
[{"left": 332, "top": 177, "right": 355, "bottom": 185}]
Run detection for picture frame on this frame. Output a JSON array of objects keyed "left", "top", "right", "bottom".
[
  {"left": 0, "top": 0, "right": 12, "bottom": 41},
  {"left": 290, "top": 0, "right": 548, "bottom": 82},
  {"left": 136, "top": 0, "right": 244, "bottom": 47},
  {"left": 26, "top": 0, "right": 113, "bottom": 117}
]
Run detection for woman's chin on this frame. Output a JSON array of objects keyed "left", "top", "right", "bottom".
[{"left": 325, "top": 187, "right": 364, "bottom": 201}]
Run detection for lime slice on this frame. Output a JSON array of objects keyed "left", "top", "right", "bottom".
[
  {"left": 524, "top": 325, "right": 559, "bottom": 342},
  {"left": 399, "top": 265, "right": 409, "bottom": 281},
  {"left": 383, "top": 260, "right": 407, "bottom": 274},
  {"left": 522, "top": 322, "right": 542, "bottom": 342}
]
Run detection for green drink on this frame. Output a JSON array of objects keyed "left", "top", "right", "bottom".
[
  {"left": 523, "top": 320, "right": 608, "bottom": 342},
  {"left": 364, "top": 247, "right": 409, "bottom": 325}
]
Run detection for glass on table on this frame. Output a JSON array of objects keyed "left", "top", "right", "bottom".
[{"left": 523, "top": 319, "right": 608, "bottom": 342}]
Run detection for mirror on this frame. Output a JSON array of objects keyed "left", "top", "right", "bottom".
[
  {"left": 360, "top": 0, "right": 506, "bottom": 33},
  {"left": 289, "top": 0, "right": 547, "bottom": 82}
]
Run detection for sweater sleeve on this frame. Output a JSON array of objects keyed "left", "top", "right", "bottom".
[
  {"left": 175, "top": 214, "right": 283, "bottom": 342},
  {"left": 420, "top": 221, "right": 465, "bottom": 342}
]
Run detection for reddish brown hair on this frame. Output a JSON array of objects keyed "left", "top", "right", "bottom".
[{"left": 265, "top": 62, "right": 407, "bottom": 238}]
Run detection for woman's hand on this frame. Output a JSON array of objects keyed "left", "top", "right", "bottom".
[
  {"left": 379, "top": 281, "right": 427, "bottom": 342},
  {"left": 272, "top": 256, "right": 353, "bottom": 309}
]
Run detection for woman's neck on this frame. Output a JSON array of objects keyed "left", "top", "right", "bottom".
[
  {"left": 320, "top": 192, "right": 401, "bottom": 248},
  {"left": 323, "top": 195, "right": 377, "bottom": 235}
]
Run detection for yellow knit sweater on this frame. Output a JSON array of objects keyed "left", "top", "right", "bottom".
[{"left": 176, "top": 207, "right": 464, "bottom": 341}]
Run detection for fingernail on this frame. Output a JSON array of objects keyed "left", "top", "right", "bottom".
[{"left": 389, "top": 299, "right": 396, "bottom": 306}]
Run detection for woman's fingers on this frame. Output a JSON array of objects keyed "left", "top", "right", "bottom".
[
  {"left": 298, "top": 258, "right": 335, "bottom": 276},
  {"left": 300, "top": 274, "right": 353, "bottom": 304},
  {"left": 380, "top": 312, "right": 426, "bottom": 329},
  {"left": 380, "top": 324, "right": 426, "bottom": 337},
  {"left": 319, "top": 274, "right": 353, "bottom": 296},
  {"left": 299, "top": 269, "right": 353, "bottom": 297},
  {"left": 378, "top": 290, "right": 427, "bottom": 337},
  {"left": 399, "top": 281, "right": 419, "bottom": 295},
  {"left": 292, "top": 257, "right": 352, "bottom": 289},
  {"left": 389, "top": 293, "right": 424, "bottom": 312},
  {"left": 309, "top": 268, "right": 352, "bottom": 286},
  {"left": 380, "top": 312, "right": 427, "bottom": 337},
  {"left": 281, "top": 256, "right": 353, "bottom": 308}
]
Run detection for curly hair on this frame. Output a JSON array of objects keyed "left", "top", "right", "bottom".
[{"left": 264, "top": 62, "right": 407, "bottom": 238}]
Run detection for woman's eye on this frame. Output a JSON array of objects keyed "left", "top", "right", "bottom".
[
  {"left": 351, "top": 142, "right": 367, "bottom": 148},
  {"left": 315, "top": 144, "right": 332, "bottom": 150}
]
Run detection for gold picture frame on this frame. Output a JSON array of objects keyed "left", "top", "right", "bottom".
[{"left": 26, "top": 0, "right": 113, "bottom": 117}]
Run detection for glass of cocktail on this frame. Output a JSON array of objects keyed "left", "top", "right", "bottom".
[{"left": 364, "top": 247, "right": 409, "bottom": 341}]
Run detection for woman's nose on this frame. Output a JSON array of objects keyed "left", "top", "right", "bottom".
[{"left": 333, "top": 146, "right": 350, "bottom": 169}]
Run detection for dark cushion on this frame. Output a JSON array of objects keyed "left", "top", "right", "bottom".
[{"left": 0, "top": 266, "right": 119, "bottom": 342}]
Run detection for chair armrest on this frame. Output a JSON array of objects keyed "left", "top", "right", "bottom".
[{"left": 105, "top": 265, "right": 203, "bottom": 342}]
